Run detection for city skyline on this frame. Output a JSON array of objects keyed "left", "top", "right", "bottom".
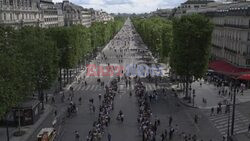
[{"left": 52, "top": 0, "right": 187, "bottom": 13}]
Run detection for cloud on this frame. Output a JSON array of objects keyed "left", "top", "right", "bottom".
[
  {"left": 52, "top": 0, "right": 185, "bottom": 13},
  {"left": 104, "top": 0, "right": 132, "bottom": 5}
]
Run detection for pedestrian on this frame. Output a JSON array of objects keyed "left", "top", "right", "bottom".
[
  {"left": 192, "top": 134, "right": 197, "bottom": 141},
  {"left": 175, "top": 124, "right": 179, "bottom": 135},
  {"left": 51, "top": 96, "right": 55, "bottom": 104},
  {"left": 129, "top": 91, "right": 132, "bottom": 97},
  {"left": 194, "top": 114, "right": 198, "bottom": 124},
  {"left": 98, "top": 93, "right": 102, "bottom": 101},
  {"left": 164, "top": 129, "right": 168, "bottom": 139},
  {"left": 223, "top": 136, "right": 226, "bottom": 141},
  {"left": 169, "top": 127, "right": 174, "bottom": 140},
  {"left": 108, "top": 133, "right": 111, "bottom": 141},
  {"left": 78, "top": 97, "right": 82, "bottom": 105},
  {"left": 211, "top": 107, "right": 214, "bottom": 116},
  {"left": 161, "top": 132, "right": 165, "bottom": 141},
  {"left": 54, "top": 110, "right": 57, "bottom": 117},
  {"left": 169, "top": 116, "right": 173, "bottom": 126},
  {"left": 248, "top": 123, "right": 250, "bottom": 132},
  {"left": 74, "top": 130, "right": 80, "bottom": 141}
]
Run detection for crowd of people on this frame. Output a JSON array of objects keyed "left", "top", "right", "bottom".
[{"left": 85, "top": 79, "right": 117, "bottom": 141}]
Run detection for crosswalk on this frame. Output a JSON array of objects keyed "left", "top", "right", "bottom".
[
  {"left": 72, "top": 83, "right": 165, "bottom": 92},
  {"left": 202, "top": 108, "right": 249, "bottom": 137}
]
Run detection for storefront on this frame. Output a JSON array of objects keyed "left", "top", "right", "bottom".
[
  {"left": 209, "top": 60, "right": 250, "bottom": 88},
  {"left": 12, "top": 99, "right": 42, "bottom": 126}
]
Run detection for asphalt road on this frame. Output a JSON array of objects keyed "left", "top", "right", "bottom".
[{"left": 29, "top": 18, "right": 224, "bottom": 141}]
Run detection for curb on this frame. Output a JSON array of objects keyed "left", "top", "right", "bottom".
[
  {"left": 10, "top": 105, "right": 54, "bottom": 141},
  {"left": 25, "top": 105, "right": 54, "bottom": 141},
  {"left": 169, "top": 90, "right": 198, "bottom": 109},
  {"left": 178, "top": 98, "right": 198, "bottom": 109}
]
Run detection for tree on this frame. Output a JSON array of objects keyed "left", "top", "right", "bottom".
[
  {"left": 16, "top": 27, "right": 59, "bottom": 108},
  {"left": 132, "top": 17, "right": 172, "bottom": 60},
  {"left": 170, "top": 14, "right": 213, "bottom": 98}
]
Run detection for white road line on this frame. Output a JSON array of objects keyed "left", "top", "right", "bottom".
[
  {"left": 90, "top": 85, "right": 95, "bottom": 91},
  {"left": 85, "top": 85, "right": 91, "bottom": 91}
]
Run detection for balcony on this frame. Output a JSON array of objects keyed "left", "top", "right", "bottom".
[{"left": 224, "top": 24, "right": 249, "bottom": 29}]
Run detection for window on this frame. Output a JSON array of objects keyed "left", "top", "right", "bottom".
[
  {"left": 17, "top": 0, "right": 20, "bottom": 6},
  {"left": 9, "top": 0, "right": 13, "bottom": 5}
]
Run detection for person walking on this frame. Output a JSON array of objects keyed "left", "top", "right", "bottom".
[
  {"left": 74, "top": 130, "right": 80, "bottom": 141},
  {"left": 108, "top": 133, "right": 112, "bottom": 141},
  {"left": 194, "top": 114, "right": 198, "bottom": 124},
  {"left": 211, "top": 107, "right": 214, "bottom": 116},
  {"left": 54, "top": 110, "right": 57, "bottom": 117},
  {"left": 99, "top": 93, "right": 102, "bottom": 101},
  {"left": 78, "top": 97, "right": 82, "bottom": 105},
  {"left": 161, "top": 132, "right": 165, "bottom": 141},
  {"left": 169, "top": 116, "right": 173, "bottom": 126}
]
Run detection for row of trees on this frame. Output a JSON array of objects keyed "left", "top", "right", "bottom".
[
  {"left": 132, "top": 14, "right": 213, "bottom": 98},
  {"left": 0, "top": 17, "right": 125, "bottom": 117},
  {"left": 132, "top": 17, "right": 172, "bottom": 61}
]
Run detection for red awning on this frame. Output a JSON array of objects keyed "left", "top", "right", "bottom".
[
  {"left": 237, "top": 74, "right": 250, "bottom": 80},
  {"left": 209, "top": 60, "right": 250, "bottom": 76}
]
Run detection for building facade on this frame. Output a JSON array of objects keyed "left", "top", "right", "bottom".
[
  {"left": 152, "top": 9, "right": 172, "bottom": 18},
  {"left": 91, "top": 10, "right": 114, "bottom": 23},
  {"left": 80, "top": 8, "right": 91, "bottom": 27},
  {"left": 175, "top": 0, "right": 215, "bottom": 17},
  {"left": 40, "top": 0, "right": 63, "bottom": 28},
  {"left": 0, "top": 0, "right": 43, "bottom": 28},
  {"left": 0, "top": 0, "right": 113, "bottom": 28},
  {"left": 207, "top": 2, "right": 250, "bottom": 68}
]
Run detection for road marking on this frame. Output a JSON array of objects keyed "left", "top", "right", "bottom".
[
  {"left": 202, "top": 109, "right": 249, "bottom": 137},
  {"left": 85, "top": 85, "right": 91, "bottom": 91}
]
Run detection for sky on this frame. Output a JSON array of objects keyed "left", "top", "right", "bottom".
[{"left": 52, "top": 0, "right": 187, "bottom": 14}]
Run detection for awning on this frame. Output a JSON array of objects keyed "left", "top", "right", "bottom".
[
  {"left": 209, "top": 60, "right": 250, "bottom": 76},
  {"left": 237, "top": 74, "right": 250, "bottom": 80}
]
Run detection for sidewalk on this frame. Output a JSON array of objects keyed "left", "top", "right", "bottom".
[
  {"left": 0, "top": 60, "right": 90, "bottom": 141},
  {"left": 0, "top": 104, "right": 53, "bottom": 141},
  {"left": 233, "top": 132, "right": 250, "bottom": 141},
  {"left": 172, "top": 80, "right": 250, "bottom": 109}
]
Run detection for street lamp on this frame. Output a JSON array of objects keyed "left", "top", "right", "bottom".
[
  {"left": 227, "top": 103, "right": 230, "bottom": 141},
  {"left": 5, "top": 112, "right": 10, "bottom": 141},
  {"left": 193, "top": 92, "right": 196, "bottom": 107},
  {"left": 231, "top": 87, "right": 237, "bottom": 136}
]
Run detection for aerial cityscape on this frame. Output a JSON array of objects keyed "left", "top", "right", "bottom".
[{"left": 0, "top": 0, "right": 250, "bottom": 141}]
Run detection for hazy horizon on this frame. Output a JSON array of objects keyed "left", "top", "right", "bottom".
[{"left": 52, "top": 0, "right": 187, "bottom": 14}]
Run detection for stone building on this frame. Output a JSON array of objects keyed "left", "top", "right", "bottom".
[
  {"left": 0, "top": 0, "right": 43, "bottom": 28},
  {"left": 39, "top": 0, "right": 63, "bottom": 28},
  {"left": 55, "top": 0, "right": 82, "bottom": 26},
  {"left": 152, "top": 9, "right": 172, "bottom": 18},
  {"left": 207, "top": 2, "right": 250, "bottom": 68},
  {"left": 175, "top": 0, "right": 215, "bottom": 17},
  {"left": 80, "top": 8, "right": 91, "bottom": 27}
]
